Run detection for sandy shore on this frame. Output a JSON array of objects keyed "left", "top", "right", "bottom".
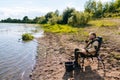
[{"left": 31, "top": 33, "right": 120, "bottom": 80}]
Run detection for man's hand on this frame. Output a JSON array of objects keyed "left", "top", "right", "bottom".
[
  {"left": 85, "top": 40, "right": 89, "bottom": 43},
  {"left": 81, "top": 48, "right": 87, "bottom": 54}
]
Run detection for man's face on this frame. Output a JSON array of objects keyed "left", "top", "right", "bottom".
[{"left": 89, "top": 34, "right": 95, "bottom": 40}]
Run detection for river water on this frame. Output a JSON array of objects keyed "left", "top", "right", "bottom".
[{"left": 0, "top": 23, "right": 43, "bottom": 80}]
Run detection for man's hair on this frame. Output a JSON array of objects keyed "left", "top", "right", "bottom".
[{"left": 89, "top": 32, "right": 96, "bottom": 38}]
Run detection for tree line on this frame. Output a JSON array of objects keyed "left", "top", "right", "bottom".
[
  {"left": 1, "top": 0, "right": 120, "bottom": 27},
  {"left": 85, "top": 0, "right": 120, "bottom": 18},
  {"left": 1, "top": 16, "right": 35, "bottom": 23}
]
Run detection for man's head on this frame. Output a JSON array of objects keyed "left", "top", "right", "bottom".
[{"left": 89, "top": 32, "right": 96, "bottom": 40}]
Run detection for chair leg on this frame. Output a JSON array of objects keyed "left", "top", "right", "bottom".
[
  {"left": 101, "top": 59, "right": 105, "bottom": 69},
  {"left": 81, "top": 58, "right": 85, "bottom": 69},
  {"left": 97, "top": 57, "right": 100, "bottom": 70},
  {"left": 97, "top": 56, "right": 105, "bottom": 70}
]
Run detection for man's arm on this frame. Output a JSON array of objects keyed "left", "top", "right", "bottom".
[{"left": 86, "top": 41, "right": 98, "bottom": 53}]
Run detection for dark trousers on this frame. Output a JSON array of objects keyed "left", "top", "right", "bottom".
[
  {"left": 74, "top": 48, "right": 80, "bottom": 63},
  {"left": 74, "top": 48, "right": 85, "bottom": 63}
]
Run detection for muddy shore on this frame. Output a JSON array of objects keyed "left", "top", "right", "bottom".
[{"left": 31, "top": 33, "right": 120, "bottom": 80}]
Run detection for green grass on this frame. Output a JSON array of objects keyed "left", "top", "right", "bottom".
[
  {"left": 118, "top": 32, "right": 120, "bottom": 35},
  {"left": 72, "top": 29, "right": 89, "bottom": 42},
  {"left": 88, "top": 19, "right": 117, "bottom": 28},
  {"left": 40, "top": 24, "right": 89, "bottom": 42},
  {"left": 114, "top": 54, "right": 120, "bottom": 60},
  {"left": 111, "top": 52, "right": 120, "bottom": 60},
  {"left": 40, "top": 19, "right": 119, "bottom": 34},
  {"left": 22, "top": 33, "right": 34, "bottom": 41},
  {"left": 41, "top": 24, "right": 78, "bottom": 33},
  {"left": 40, "top": 18, "right": 119, "bottom": 42}
]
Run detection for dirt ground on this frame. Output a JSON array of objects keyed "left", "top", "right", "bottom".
[{"left": 31, "top": 32, "right": 120, "bottom": 80}]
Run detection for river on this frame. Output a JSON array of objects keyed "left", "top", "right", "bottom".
[{"left": 0, "top": 23, "right": 43, "bottom": 80}]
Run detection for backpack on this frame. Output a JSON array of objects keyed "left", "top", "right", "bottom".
[
  {"left": 94, "top": 36, "right": 103, "bottom": 53},
  {"left": 85, "top": 36, "right": 103, "bottom": 54}
]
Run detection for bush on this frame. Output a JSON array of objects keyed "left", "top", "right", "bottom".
[
  {"left": 37, "top": 16, "right": 47, "bottom": 24},
  {"left": 41, "top": 24, "right": 77, "bottom": 33},
  {"left": 68, "top": 12, "right": 90, "bottom": 27},
  {"left": 48, "top": 16, "right": 62, "bottom": 25},
  {"left": 22, "top": 33, "right": 34, "bottom": 41}
]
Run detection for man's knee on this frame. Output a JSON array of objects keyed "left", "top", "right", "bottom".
[
  {"left": 74, "top": 48, "right": 80, "bottom": 56},
  {"left": 74, "top": 48, "right": 79, "bottom": 53}
]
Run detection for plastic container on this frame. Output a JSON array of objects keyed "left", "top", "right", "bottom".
[{"left": 65, "top": 62, "right": 74, "bottom": 72}]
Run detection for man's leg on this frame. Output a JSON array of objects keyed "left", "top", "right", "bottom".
[{"left": 74, "top": 48, "right": 80, "bottom": 65}]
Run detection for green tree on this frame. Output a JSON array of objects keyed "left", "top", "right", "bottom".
[
  {"left": 95, "top": 1, "right": 103, "bottom": 18},
  {"left": 48, "top": 16, "right": 58, "bottom": 25},
  {"left": 62, "top": 7, "right": 75, "bottom": 24},
  {"left": 84, "top": 0, "right": 120, "bottom": 18},
  {"left": 84, "top": 0, "right": 97, "bottom": 18},
  {"left": 37, "top": 16, "right": 46, "bottom": 24},
  {"left": 103, "top": 2, "right": 109, "bottom": 13},
  {"left": 114, "top": 0, "right": 120, "bottom": 9},
  {"left": 32, "top": 17, "right": 40, "bottom": 23},
  {"left": 55, "top": 10, "right": 59, "bottom": 16},
  {"left": 22, "top": 16, "right": 29, "bottom": 23},
  {"left": 45, "top": 12, "right": 54, "bottom": 22},
  {"left": 114, "top": 0, "right": 120, "bottom": 12},
  {"left": 6, "top": 18, "right": 12, "bottom": 22},
  {"left": 68, "top": 11, "right": 90, "bottom": 27},
  {"left": 108, "top": 2, "right": 115, "bottom": 13}
]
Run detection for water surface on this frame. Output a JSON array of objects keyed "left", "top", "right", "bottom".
[{"left": 0, "top": 23, "right": 43, "bottom": 80}]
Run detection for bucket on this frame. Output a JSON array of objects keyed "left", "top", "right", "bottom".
[{"left": 65, "top": 62, "right": 74, "bottom": 72}]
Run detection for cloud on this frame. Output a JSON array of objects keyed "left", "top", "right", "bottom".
[
  {"left": 66, "top": 2, "right": 84, "bottom": 11},
  {"left": 25, "top": 0, "right": 33, "bottom": 4},
  {"left": 0, "top": 0, "right": 113, "bottom": 20},
  {"left": 0, "top": 7, "right": 55, "bottom": 19},
  {"left": 96, "top": 0, "right": 113, "bottom": 3}
]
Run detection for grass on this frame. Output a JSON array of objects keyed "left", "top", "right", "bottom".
[
  {"left": 111, "top": 52, "right": 120, "bottom": 60},
  {"left": 72, "top": 29, "right": 89, "bottom": 42},
  {"left": 40, "top": 24, "right": 89, "bottom": 42},
  {"left": 88, "top": 19, "right": 118, "bottom": 28},
  {"left": 40, "top": 18, "right": 120, "bottom": 42},
  {"left": 40, "top": 19, "right": 119, "bottom": 34},
  {"left": 41, "top": 24, "right": 78, "bottom": 33},
  {"left": 118, "top": 32, "right": 120, "bottom": 35},
  {"left": 22, "top": 33, "right": 34, "bottom": 41},
  {"left": 114, "top": 54, "right": 120, "bottom": 60}
]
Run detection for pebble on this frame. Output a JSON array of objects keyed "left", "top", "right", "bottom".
[
  {"left": 29, "top": 73, "right": 32, "bottom": 78},
  {"left": 59, "top": 62, "right": 63, "bottom": 65}
]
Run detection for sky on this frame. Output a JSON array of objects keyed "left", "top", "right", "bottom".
[{"left": 0, "top": 0, "right": 113, "bottom": 20}]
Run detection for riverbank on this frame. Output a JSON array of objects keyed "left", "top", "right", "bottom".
[
  {"left": 31, "top": 33, "right": 120, "bottom": 80},
  {"left": 31, "top": 18, "right": 120, "bottom": 80},
  {"left": 31, "top": 33, "right": 78, "bottom": 80}
]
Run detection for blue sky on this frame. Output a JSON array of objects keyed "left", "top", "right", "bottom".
[{"left": 0, "top": 0, "right": 113, "bottom": 20}]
